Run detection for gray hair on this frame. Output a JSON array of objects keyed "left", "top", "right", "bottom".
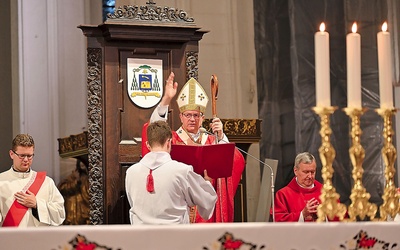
[{"left": 294, "top": 152, "right": 315, "bottom": 169}]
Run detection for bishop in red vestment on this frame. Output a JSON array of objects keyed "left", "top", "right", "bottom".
[{"left": 142, "top": 72, "right": 245, "bottom": 223}]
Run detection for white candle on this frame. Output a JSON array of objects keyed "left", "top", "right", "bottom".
[
  {"left": 377, "top": 22, "right": 393, "bottom": 109},
  {"left": 346, "top": 23, "right": 361, "bottom": 108},
  {"left": 315, "top": 22, "right": 331, "bottom": 107}
]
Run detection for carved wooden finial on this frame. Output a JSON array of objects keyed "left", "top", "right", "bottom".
[{"left": 107, "top": 0, "right": 195, "bottom": 24}]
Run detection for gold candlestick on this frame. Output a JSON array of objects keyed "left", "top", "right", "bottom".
[
  {"left": 344, "top": 107, "right": 377, "bottom": 221},
  {"left": 376, "top": 108, "right": 399, "bottom": 220},
  {"left": 313, "top": 106, "right": 347, "bottom": 222}
]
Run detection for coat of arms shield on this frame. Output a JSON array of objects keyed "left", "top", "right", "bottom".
[{"left": 127, "top": 58, "right": 163, "bottom": 108}]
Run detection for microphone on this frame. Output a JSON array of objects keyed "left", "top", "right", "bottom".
[{"left": 199, "top": 127, "right": 276, "bottom": 222}]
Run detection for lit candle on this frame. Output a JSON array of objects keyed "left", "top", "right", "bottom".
[
  {"left": 315, "top": 22, "right": 330, "bottom": 107},
  {"left": 377, "top": 22, "right": 393, "bottom": 109},
  {"left": 346, "top": 22, "right": 361, "bottom": 108}
]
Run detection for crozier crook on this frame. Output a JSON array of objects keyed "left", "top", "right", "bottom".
[{"left": 210, "top": 75, "right": 219, "bottom": 142}]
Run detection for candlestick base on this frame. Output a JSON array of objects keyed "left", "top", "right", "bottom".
[
  {"left": 312, "top": 106, "right": 347, "bottom": 222},
  {"left": 344, "top": 107, "right": 377, "bottom": 221},
  {"left": 375, "top": 108, "right": 399, "bottom": 221}
]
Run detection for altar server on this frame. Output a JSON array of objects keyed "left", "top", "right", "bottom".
[
  {"left": 125, "top": 121, "right": 217, "bottom": 224},
  {"left": 0, "top": 134, "right": 65, "bottom": 227}
]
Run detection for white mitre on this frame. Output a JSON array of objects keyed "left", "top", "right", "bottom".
[{"left": 176, "top": 78, "right": 209, "bottom": 113}]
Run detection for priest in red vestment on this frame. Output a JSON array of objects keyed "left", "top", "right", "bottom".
[
  {"left": 273, "top": 152, "right": 327, "bottom": 222},
  {"left": 142, "top": 72, "right": 245, "bottom": 223}
]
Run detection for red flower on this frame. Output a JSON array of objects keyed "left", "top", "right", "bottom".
[
  {"left": 358, "top": 235, "right": 377, "bottom": 248},
  {"left": 224, "top": 239, "right": 243, "bottom": 249}
]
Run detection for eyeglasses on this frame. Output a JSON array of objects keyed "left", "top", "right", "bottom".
[
  {"left": 182, "top": 113, "right": 203, "bottom": 120},
  {"left": 12, "top": 150, "right": 34, "bottom": 160}
]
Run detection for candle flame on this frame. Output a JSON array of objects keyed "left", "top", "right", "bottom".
[
  {"left": 319, "top": 22, "right": 325, "bottom": 32},
  {"left": 352, "top": 22, "right": 357, "bottom": 33},
  {"left": 382, "top": 22, "right": 387, "bottom": 32}
]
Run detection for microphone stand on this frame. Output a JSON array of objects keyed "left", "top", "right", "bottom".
[{"left": 200, "top": 128, "right": 276, "bottom": 222}]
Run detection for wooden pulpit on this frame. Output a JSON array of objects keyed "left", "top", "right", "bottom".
[{"left": 78, "top": 3, "right": 207, "bottom": 224}]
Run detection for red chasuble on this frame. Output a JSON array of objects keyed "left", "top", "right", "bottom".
[{"left": 273, "top": 177, "right": 323, "bottom": 222}]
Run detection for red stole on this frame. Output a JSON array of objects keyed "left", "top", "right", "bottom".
[{"left": 2, "top": 171, "right": 46, "bottom": 227}]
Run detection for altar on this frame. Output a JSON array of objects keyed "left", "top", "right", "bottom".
[{"left": 2, "top": 222, "right": 399, "bottom": 250}]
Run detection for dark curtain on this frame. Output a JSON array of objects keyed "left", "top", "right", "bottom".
[{"left": 254, "top": 0, "right": 389, "bottom": 206}]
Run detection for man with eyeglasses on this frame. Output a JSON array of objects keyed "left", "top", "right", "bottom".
[
  {"left": 142, "top": 72, "right": 245, "bottom": 223},
  {"left": 273, "top": 152, "right": 342, "bottom": 222},
  {"left": 151, "top": 73, "right": 227, "bottom": 144},
  {"left": 0, "top": 134, "right": 65, "bottom": 227}
]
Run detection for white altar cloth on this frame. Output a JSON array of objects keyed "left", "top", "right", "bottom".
[{"left": 1, "top": 222, "right": 399, "bottom": 250}]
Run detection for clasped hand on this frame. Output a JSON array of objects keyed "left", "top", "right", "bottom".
[
  {"left": 302, "top": 197, "right": 319, "bottom": 219},
  {"left": 15, "top": 190, "right": 37, "bottom": 208}
]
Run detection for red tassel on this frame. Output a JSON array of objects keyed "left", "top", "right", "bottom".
[{"left": 146, "top": 169, "right": 154, "bottom": 193}]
